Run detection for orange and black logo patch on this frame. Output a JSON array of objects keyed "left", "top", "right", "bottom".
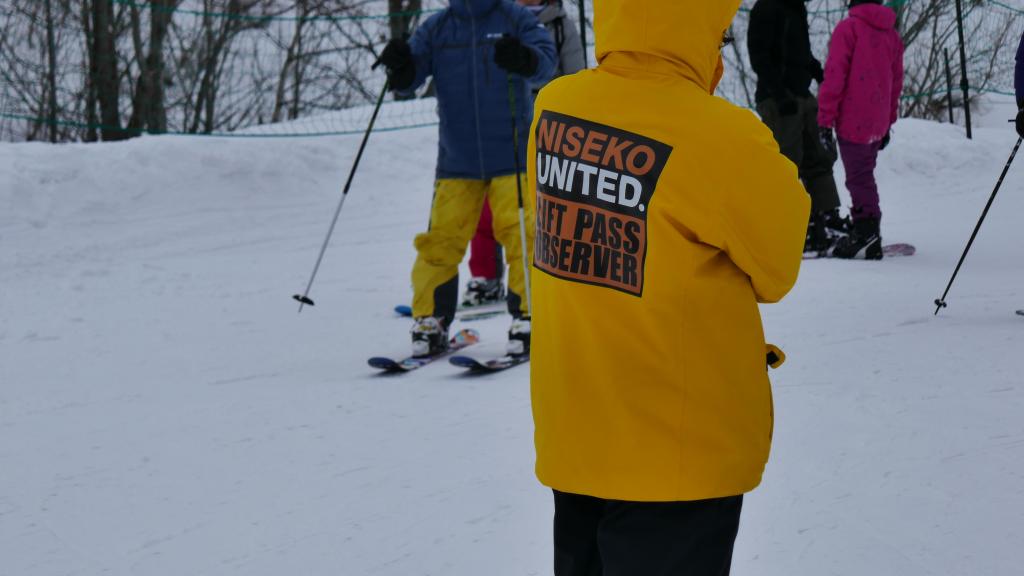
[{"left": 533, "top": 111, "right": 672, "bottom": 296}]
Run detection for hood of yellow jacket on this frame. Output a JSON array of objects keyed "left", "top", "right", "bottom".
[{"left": 594, "top": 0, "right": 740, "bottom": 93}]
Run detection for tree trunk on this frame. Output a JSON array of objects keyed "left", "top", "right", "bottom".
[
  {"left": 44, "top": 0, "right": 60, "bottom": 143},
  {"left": 271, "top": 4, "right": 306, "bottom": 123},
  {"left": 82, "top": 0, "right": 99, "bottom": 142},
  {"left": 126, "top": 5, "right": 146, "bottom": 134},
  {"left": 191, "top": 14, "right": 225, "bottom": 133},
  {"left": 129, "top": 0, "right": 176, "bottom": 134},
  {"left": 146, "top": 3, "right": 174, "bottom": 133},
  {"left": 289, "top": 1, "right": 306, "bottom": 121},
  {"left": 90, "top": 0, "right": 127, "bottom": 140}
]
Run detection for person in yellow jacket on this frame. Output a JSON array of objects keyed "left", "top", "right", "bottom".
[{"left": 528, "top": 1, "right": 810, "bottom": 573}]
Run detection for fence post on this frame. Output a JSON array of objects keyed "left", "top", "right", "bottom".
[
  {"left": 944, "top": 48, "right": 955, "bottom": 125},
  {"left": 954, "top": 0, "right": 972, "bottom": 139},
  {"left": 577, "top": 0, "right": 587, "bottom": 68}
]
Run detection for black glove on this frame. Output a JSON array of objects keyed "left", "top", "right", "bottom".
[
  {"left": 778, "top": 98, "right": 799, "bottom": 117},
  {"left": 378, "top": 38, "right": 415, "bottom": 91},
  {"left": 818, "top": 127, "right": 836, "bottom": 157},
  {"left": 809, "top": 59, "right": 824, "bottom": 84},
  {"left": 494, "top": 36, "right": 538, "bottom": 76},
  {"left": 879, "top": 130, "right": 891, "bottom": 151},
  {"left": 1017, "top": 106, "right": 1024, "bottom": 139}
]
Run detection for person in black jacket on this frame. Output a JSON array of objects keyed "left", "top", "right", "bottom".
[{"left": 748, "top": 0, "right": 845, "bottom": 256}]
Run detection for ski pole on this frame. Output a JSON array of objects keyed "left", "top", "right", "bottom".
[
  {"left": 292, "top": 79, "right": 390, "bottom": 312},
  {"left": 934, "top": 136, "right": 1022, "bottom": 315},
  {"left": 506, "top": 74, "right": 533, "bottom": 318}
]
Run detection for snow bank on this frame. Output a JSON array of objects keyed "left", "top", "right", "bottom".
[{"left": 1, "top": 108, "right": 1022, "bottom": 575}]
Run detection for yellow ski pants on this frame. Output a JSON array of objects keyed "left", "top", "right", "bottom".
[{"left": 411, "top": 175, "right": 534, "bottom": 322}]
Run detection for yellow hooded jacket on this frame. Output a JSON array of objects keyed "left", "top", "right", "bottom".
[{"left": 529, "top": 0, "right": 810, "bottom": 502}]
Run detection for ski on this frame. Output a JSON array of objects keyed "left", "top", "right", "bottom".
[
  {"left": 803, "top": 243, "right": 916, "bottom": 260},
  {"left": 368, "top": 329, "right": 480, "bottom": 373},
  {"left": 393, "top": 303, "right": 505, "bottom": 322},
  {"left": 450, "top": 353, "right": 529, "bottom": 373},
  {"left": 1016, "top": 310, "right": 1024, "bottom": 317}
]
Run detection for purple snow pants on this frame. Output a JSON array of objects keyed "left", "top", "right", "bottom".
[{"left": 838, "top": 138, "right": 883, "bottom": 220}]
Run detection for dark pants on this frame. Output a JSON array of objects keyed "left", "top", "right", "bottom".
[
  {"left": 837, "top": 138, "right": 883, "bottom": 221},
  {"left": 553, "top": 490, "right": 744, "bottom": 576},
  {"left": 756, "top": 96, "right": 840, "bottom": 213}
]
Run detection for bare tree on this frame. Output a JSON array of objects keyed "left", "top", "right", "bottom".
[
  {"left": 126, "top": 0, "right": 181, "bottom": 134},
  {"left": 43, "top": 0, "right": 60, "bottom": 142},
  {"left": 1, "top": 0, "right": 413, "bottom": 141},
  {"left": 723, "top": 0, "right": 1018, "bottom": 121},
  {"left": 895, "top": 0, "right": 1017, "bottom": 121},
  {"left": 271, "top": 0, "right": 315, "bottom": 122},
  {"left": 174, "top": 0, "right": 273, "bottom": 133},
  {"left": 80, "top": 0, "right": 100, "bottom": 141},
  {"left": 89, "top": 0, "right": 128, "bottom": 140}
]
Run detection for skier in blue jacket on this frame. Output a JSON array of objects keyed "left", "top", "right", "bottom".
[{"left": 378, "top": 0, "right": 556, "bottom": 357}]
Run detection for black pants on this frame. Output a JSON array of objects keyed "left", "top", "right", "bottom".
[
  {"left": 553, "top": 490, "right": 744, "bottom": 576},
  {"left": 756, "top": 95, "right": 840, "bottom": 214}
]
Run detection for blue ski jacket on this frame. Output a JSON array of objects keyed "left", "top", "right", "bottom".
[
  {"left": 407, "top": 0, "right": 556, "bottom": 179},
  {"left": 1016, "top": 31, "right": 1024, "bottom": 105}
]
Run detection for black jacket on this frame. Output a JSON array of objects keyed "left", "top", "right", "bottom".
[{"left": 747, "top": 0, "right": 823, "bottom": 103}]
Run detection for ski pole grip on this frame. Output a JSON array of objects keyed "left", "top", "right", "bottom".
[{"left": 372, "top": 32, "right": 410, "bottom": 70}]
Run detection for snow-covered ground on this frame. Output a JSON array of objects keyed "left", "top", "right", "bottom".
[{"left": 2, "top": 99, "right": 1023, "bottom": 575}]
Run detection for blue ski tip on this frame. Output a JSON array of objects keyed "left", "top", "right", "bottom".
[
  {"left": 368, "top": 357, "right": 401, "bottom": 370},
  {"left": 449, "top": 356, "right": 482, "bottom": 369}
]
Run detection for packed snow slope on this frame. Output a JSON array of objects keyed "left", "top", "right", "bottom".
[{"left": 2, "top": 104, "right": 1023, "bottom": 575}]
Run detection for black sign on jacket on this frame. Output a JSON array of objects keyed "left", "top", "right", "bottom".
[{"left": 533, "top": 111, "right": 672, "bottom": 297}]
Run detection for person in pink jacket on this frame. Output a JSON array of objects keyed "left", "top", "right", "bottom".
[{"left": 817, "top": 0, "right": 904, "bottom": 260}]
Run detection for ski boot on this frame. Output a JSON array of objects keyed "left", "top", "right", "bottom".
[
  {"left": 506, "top": 316, "right": 531, "bottom": 356},
  {"left": 461, "top": 277, "right": 505, "bottom": 308},
  {"left": 830, "top": 217, "right": 882, "bottom": 260},
  {"left": 804, "top": 213, "right": 830, "bottom": 257},
  {"left": 411, "top": 316, "right": 449, "bottom": 357},
  {"left": 804, "top": 209, "right": 850, "bottom": 257},
  {"left": 822, "top": 209, "right": 851, "bottom": 245}
]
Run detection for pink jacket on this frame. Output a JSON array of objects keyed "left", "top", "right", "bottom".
[{"left": 817, "top": 4, "right": 904, "bottom": 145}]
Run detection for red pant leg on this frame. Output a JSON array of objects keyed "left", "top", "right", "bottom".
[{"left": 469, "top": 198, "right": 500, "bottom": 279}]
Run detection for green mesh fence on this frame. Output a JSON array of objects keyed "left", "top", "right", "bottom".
[
  {"left": 1, "top": 0, "right": 1021, "bottom": 141},
  {"left": 107, "top": 0, "right": 445, "bottom": 21}
]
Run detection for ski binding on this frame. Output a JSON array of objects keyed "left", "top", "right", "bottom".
[{"left": 369, "top": 329, "right": 480, "bottom": 372}]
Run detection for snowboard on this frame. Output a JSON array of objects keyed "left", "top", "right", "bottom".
[
  {"left": 450, "top": 353, "right": 529, "bottom": 373},
  {"left": 1016, "top": 310, "right": 1024, "bottom": 317},
  {"left": 368, "top": 328, "right": 480, "bottom": 373},
  {"left": 883, "top": 243, "right": 916, "bottom": 257},
  {"left": 394, "top": 303, "right": 505, "bottom": 322},
  {"left": 803, "top": 243, "right": 915, "bottom": 260}
]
